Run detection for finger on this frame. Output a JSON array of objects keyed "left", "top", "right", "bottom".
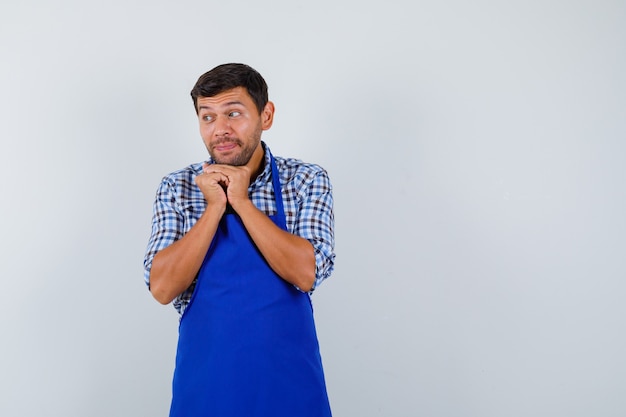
[
  {"left": 196, "top": 171, "right": 223, "bottom": 184},
  {"left": 203, "top": 166, "right": 227, "bottom": 176},
  {"left": 206, "top": 172, "right": 229, "bottom": 186}
]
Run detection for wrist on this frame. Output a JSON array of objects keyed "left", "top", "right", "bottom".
[
  {"left": 204, "top": 201, "right": 227, "bottom": 218},
  {"left": 229, "top": 198, "right": 254, "bottom": 215}
]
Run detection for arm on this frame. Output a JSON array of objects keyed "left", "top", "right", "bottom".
[
  {"left": 234, "top": 200, "right": 316, "bottom": 291},
  {"left": 149, "top": 204, "right": 224, "bottom": 304},
  {"left": 147, "top": 169, "right": 229, "bottom": 305},
  {"left": 292, "top": 170, "right": 335, "bottom": 291}
]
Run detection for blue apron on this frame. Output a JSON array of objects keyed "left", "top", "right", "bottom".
[{"left": 170, "top": 155, "right": 332, "bottom": 417}]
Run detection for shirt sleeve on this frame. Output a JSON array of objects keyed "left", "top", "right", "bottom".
[
  {"left": 143, "top": 177, "right": 185, "bottom": 289},
  {"left": 293, "top": 168, "right": 336, "bottom": 292}
]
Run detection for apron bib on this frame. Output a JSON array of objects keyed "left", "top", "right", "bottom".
[{"left": 169, "top": 155, "right": 332, "bottom": 417}]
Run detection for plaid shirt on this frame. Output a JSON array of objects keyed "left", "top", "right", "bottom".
[{"left": 143, "top": 142, "right": 335, "bottom": 316}]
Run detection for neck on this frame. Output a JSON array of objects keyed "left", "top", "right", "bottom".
[{"left": 245, "top": 143, "right": 265, "bottom": 182}]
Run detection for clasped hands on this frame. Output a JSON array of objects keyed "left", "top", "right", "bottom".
[{"left": 194, "top": 163, "right": 252, "bottom": 212}]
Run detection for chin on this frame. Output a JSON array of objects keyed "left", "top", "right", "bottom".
[{"left": 215, "top": 153, "right": 249, "bottom": 166}]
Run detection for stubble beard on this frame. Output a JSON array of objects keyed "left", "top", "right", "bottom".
[{"left": 209, "top": 124, "right": 262, "bottom": 166}]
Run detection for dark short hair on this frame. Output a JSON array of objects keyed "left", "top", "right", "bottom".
[{"left": 190, "top": 63, "right": 268, "bottom": 114}]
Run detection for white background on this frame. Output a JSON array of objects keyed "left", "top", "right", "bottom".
[{"left": 1, "top": 1, "right": 625, "bottom": 416}]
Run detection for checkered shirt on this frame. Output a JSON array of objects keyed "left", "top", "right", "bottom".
[{"left": 143, "top": 143, "right": 335, "bottom": 316}]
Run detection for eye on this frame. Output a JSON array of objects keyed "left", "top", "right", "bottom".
[
  {"left": 202, "top": 114, "right": 214, "bottom": 122},
  {"left": 229, "top": 111, "right": 241, "bottom": 118}
]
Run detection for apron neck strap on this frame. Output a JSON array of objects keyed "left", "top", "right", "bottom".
[{"left": 269, "top": 154, "right": 287, "bottom": 230}]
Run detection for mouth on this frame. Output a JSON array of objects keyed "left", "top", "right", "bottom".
[{"left": 212, "top": 139, "right": 241, "bottom": 153}]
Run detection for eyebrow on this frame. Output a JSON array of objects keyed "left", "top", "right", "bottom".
[{"left": 198, "top": 101, "right": 245, "bottom": 111}]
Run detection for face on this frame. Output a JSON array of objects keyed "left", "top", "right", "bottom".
[{"left": 196, "top": 87, "right": 274, "bottom": 167}]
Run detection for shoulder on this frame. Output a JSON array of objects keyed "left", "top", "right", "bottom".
[
  {"left": 154, "top": 162, "right": 206, "bottom": 209},
  {"left": 273, "top": 155, "right": 330, "bottom": 185},
  {"left": 159, "top": 162, "right": 205, "bottom": 189},
  {"left": 272, "top": 155, "right": 333, "bottom": 202}
]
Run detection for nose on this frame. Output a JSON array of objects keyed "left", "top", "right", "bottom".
[{"left": 214, "top": 115, "right": 232, "bottom": 137}]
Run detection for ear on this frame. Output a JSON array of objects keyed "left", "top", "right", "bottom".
[{"left": 261, "top": 101, "right": 275, "bottom": 130}]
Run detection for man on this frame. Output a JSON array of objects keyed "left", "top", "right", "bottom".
[{"left": 143, "top": 63, "right": 335, "bottom": 417}]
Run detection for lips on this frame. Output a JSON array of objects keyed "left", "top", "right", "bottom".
[
  {"left": 213, "top": 140, "right": 241, "bottom": 152},
  {"left": 215, "top": 143, "right": 237, "bottom": 151}
]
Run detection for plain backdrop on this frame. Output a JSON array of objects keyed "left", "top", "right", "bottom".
[{"left": 1, "top": 1, "right": 625, "bottom": 416}]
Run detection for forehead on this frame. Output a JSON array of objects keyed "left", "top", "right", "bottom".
[{"left": 196, "top": 87, "right": 254, "bottom": 111}]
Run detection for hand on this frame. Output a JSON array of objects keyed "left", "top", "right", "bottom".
[
  {"left": 201, "top": 164, "right": 252, "bottom": 211},
  {"left": 195, "top": 163, "right": 228, "bottom": 211}
]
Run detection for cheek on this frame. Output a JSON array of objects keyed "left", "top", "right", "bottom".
[
  {"left": 233, "top": 120, "right": 253, "bottom": 135},
  {"left": 199, "top": 124, "right": 213, "bottom": 138}
]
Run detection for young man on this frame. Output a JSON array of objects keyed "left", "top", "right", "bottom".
[{"left": 143, "top": 63, "right": 335, "bottom": 417}]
